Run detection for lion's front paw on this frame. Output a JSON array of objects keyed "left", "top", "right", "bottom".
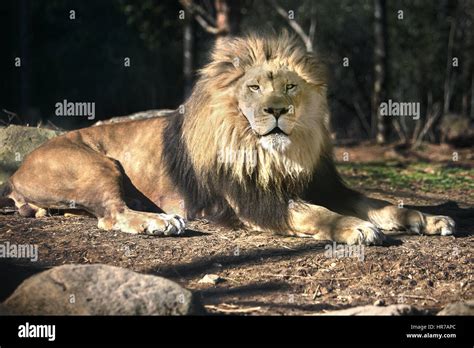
[
  {"left": 155, "top": 213, "right": 186, "bottom": 236},
  {"left": 101, "top": 209, "right": 186, "bottom": 236},
  {"left": 424, "top": 215, "right": 455, "bottom": 236},
  {"left": 339, "top": 218, "right": 386, "bottom": 246}
]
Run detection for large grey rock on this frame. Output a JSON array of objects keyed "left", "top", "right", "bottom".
[
  {"left": 321, "top": 304, "right": 425, "bottom": 316},
  {"left": 0, "top": 125, "right": 62, "bottom": 185},
  {"left": 2, "top": 264, "right": 202, "bottom": 315},
  {"left": 437, "top": 300, "right": 474, "bottom": 316}
]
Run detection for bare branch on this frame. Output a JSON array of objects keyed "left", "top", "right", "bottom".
[
  {"left": 413, "top": 103, "right": 442, "bottom": 148},
  {"left": 391, "top": 118, "right": 407, "bottom": 143},
  {"left": 1, "top": 108, "right": 21, "bottom": 124},
  {"left": 194, "top": 14, "right": 220, "bottom": 34},
  {"left": 179, "top": 0, "right": 216, "bottom": 26},
  {"left": 269, "top": 0, "right": 313, "bottom": 52},
  {"left": 412, "top": 91, "right": 432, "bottom": 143},
  {"left": 308, "top": 3, "right": 317, "bottom": 47},
  {"left": 353, "top": 100, "right": 371, "bottom": 136},
  {"left": 179, "top": 0, "right": 221, "bottom": 35}
]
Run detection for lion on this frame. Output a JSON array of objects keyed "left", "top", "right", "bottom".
[{"left": 3, "top": 32, "right": 455, "bottom": 245}]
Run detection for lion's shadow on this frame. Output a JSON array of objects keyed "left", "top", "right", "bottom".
[{"left": 148, "top": 242, "right": 327, "bottom": 280}]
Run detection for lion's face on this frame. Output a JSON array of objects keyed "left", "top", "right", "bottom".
[
  {"left": 236, "top": 65, "right": 307, "bottom": 152},
  {"left": 184, "top": 33, "right": 329, "bottom": 189}
]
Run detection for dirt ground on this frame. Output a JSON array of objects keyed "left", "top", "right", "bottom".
[{"left": 0, "top": 144, "right": 472, "bottom": 315}]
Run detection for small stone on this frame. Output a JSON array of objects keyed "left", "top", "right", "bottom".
[
  {"left": 198, "top": 274, "right": 223, "bottom": 285},
  {"left": 337, "top": 295, "right": 351, "bottom": 302},
  {"left": 373, "top": 299, "right": 385, "bottom": 306}
]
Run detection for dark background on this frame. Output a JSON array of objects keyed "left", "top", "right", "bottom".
[{"left": 1, "top": 0, "right": 473, "bottom": 143}]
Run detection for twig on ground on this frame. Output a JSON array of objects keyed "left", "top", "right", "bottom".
[
  {"left": 205, "top": 303, "right": 262, "bottom": 313},
  {"left": 222, "top": 276, "right": 240, "bottom": 284},
  {"left": 312, "top": 284, "right": 321, "bottom": 300},
  {"left": 260, "top": 273, "right": 360, "bottom": 281},
  {"left": 396, "top": 294, "right": 439, "bottom": 303}
]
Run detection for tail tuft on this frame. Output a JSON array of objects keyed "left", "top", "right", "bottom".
[
  {"left": 0, "top": 182, "right": 14, "bottom": 208},
  {"left": 0, "top": 182, "right": 12, "bottom": 197}
]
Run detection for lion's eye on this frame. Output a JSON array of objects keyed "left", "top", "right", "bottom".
[
  {"left": 248, "top": 85, "right": 260, "bottom": 92},
  {"left": 286, "top": 84, "right": 297, "bottom": 91}
]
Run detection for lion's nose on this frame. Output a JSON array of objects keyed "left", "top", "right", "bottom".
[{"left": 263, "top": 107, "right": 289, "bottom": 118}]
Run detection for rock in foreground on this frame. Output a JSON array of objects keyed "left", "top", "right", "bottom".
[
  {"left": 2, "top": 264, "right": 202, "bottom": 315},
  {"left": 437, "top": 300, "right": 474, "bottom": 316}
]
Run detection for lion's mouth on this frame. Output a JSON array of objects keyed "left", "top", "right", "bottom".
[
  {"left": 262, "top": 127, "right": 288, "bottom": 137},
  {"left": 259, "top": 129, "right": 292, "bottom": 152}
]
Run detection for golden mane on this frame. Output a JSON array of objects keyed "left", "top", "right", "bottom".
[{"left": 181, "top": 32, "right": 331, "bottom": 193}]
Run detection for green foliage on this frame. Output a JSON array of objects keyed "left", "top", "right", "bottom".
[{"left": 338, "top": 162, "right": 474, "bottom": 191}]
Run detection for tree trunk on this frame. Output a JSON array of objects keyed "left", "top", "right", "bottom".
[
  {"left": 443, "top": 19, "right": 456, "bottom": 115},
  {"left": 183, "top": 16, "right": 194, "bottom": 98},
  {"left": 372, "top": 0, "right": 390, "bottom": 144},
  {"left": 460, "top": 6, "right": 472, "bottom": 118},
  {"left": 19, "top": 0, "right": 32, "bottom": 124},
  {"left": 471, "top": 72, "right": 474, "bottom": 119},
  {"left": 228, "top": 0, "right": 241, "bottom": 35}
]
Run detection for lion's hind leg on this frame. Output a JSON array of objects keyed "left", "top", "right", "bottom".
[
  {"left": 8, "top": 137, "right": 186, "bottom": 236},
  {"left": 6, "top": 187, "right": 46, "bottom": 218}
]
